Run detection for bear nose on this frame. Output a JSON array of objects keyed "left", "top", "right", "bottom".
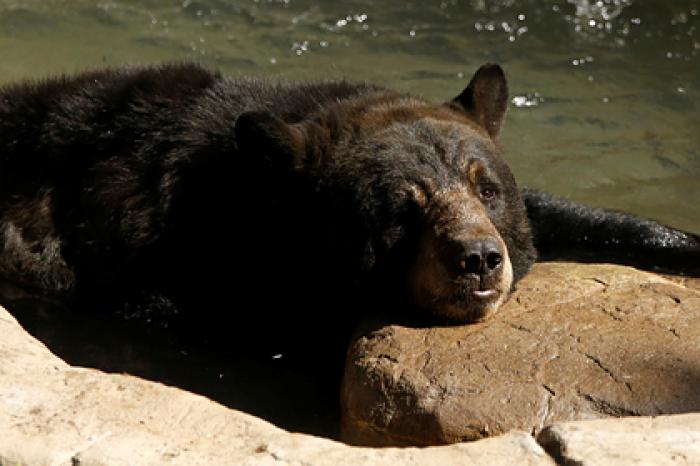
[{"left": 446, "top": 238, "right": 503, "bottom": 278}]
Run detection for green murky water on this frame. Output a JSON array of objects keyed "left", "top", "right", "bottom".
[{"left": 1, "top": 0, "right": 698, "bottom": 232}]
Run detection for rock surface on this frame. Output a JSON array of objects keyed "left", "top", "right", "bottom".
[
  {"left": 538, "top": 414, "right": 700, "bottom": 465},
  {"left": 341, "top": 262, "right": 700, "bottom": 446},
  {"left": 0, "top": 302, "right": 554, "bottom": 466},
  {"left": 3, "top": 262, "right": 700, "bottom": 465}
]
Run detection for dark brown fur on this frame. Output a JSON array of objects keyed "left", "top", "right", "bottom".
[{"left": 2, "top": 62, "right": 698, "bottom": 336}]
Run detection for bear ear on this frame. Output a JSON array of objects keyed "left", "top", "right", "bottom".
[
  {"left": 450, "top": 63, "right": 508, "bottom": 138},
  {"left": 234, "top": 111, "right": 308, "bottom": 172}
]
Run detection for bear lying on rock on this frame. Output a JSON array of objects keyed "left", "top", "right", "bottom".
[{"left": 0, "top": 63, "right": 698, "bottom": 326}]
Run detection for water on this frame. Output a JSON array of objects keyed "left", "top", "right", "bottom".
[
  {"left": 0, "top": 0, "right": 698, "bottom": 231},
  {"left": 1, "top": 280, "right": 345, "bottom": 437},
  {"left": 1, "top": 0, "right": 698, "bottom": 439}
]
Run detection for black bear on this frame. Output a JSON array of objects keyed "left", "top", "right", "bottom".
[{"left": 0, "top": 62, "right": 698, "bottom": 329}]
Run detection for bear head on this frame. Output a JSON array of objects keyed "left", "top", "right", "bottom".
[{"left": 234, "top": 64, "right": 536, "bottom": 324}]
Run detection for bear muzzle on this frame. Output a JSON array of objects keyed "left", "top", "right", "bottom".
[
  {"left": 443, "top": 236, "right": 504, "bottom": 282},
  {"left": 408, "top": 192, "right": 514, "bottom": 323},
  {"left": 434, "top": 235, "right": 513, "bottom": 323}
]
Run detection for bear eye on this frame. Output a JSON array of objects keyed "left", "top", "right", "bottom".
[{"left": 479, "top": 186, "right": 498, "bottom": 202}]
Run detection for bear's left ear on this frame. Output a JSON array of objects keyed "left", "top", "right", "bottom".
[
  {"left": 450, "top": 63, "right": 508, "bottom": 138},
  {"left": 235, "top": 111, "right": 310, "bottom": 173}
]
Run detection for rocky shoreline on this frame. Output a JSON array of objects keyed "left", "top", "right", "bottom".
[{"left": 2, "top": 262, "right": 700, "bottom": 465}]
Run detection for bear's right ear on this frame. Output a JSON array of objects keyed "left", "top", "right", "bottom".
[{"left": 234, "top": 111, "right": 308, "bottom": 172}]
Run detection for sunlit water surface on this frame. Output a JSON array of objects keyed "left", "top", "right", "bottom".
[
  {"left": 1, "top": 0, "right": 698, "bottom": 438},
  {"left": 1, "top": 0, "right": 698, "bottom": 231}
]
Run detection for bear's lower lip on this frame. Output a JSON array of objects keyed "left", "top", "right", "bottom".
[{"left": 472, "top": 289, "right": 497, "bottom": 299}]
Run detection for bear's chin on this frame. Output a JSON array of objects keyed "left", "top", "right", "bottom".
[{"left": 430, "top": 293, "right": 503, "bottom": 324}]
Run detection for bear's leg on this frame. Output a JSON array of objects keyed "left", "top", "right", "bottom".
[{"left": 522, "top": 189, "right": 700, "bottom": 276}]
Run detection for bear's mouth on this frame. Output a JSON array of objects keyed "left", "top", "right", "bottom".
[
  {"left": 429, "top": 280, "right": 504, "bottom": 323},
  {"left": 453, "top": 275, "right": 501, "bottom": 301},
  {"left": 472, "top": 288, "right": 497, "bottom": 299},
  {"left": 409, "top": 255, "right": 514, "bottom": 324}
]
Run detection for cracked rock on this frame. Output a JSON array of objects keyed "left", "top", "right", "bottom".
[{"left": 340, "top": 262, "right": 700, "bottom": 447}]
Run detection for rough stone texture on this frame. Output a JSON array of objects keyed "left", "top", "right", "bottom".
[
  {"left": 0, "top": 303, "right": 554, "bottom": 466},
  {"left": 341, "top": 262, "right": 700, "bottom": 447},
  {"left": 537, "top": 414, "right": 700, "bottom": 465}
]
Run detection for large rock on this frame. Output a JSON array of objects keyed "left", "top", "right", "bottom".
[
  {"left": 341, "top": 262, "right": 700, "bottom": 446},
  {"left": 0, "top": 303, "right": 554, "bottom": 465}
]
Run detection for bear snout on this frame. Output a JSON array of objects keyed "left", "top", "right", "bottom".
[
  {"left": 440, "top": 234, "right": 510, "bottom": 313},
  {"left": 404, "top": 187, "right": 517, "bottom": 323},
  {"left": 408, "top": 226, "right": 514, "bottom": 323},
  {"left": 443, "top": 236, "right": 504, "bottom": 282}
]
